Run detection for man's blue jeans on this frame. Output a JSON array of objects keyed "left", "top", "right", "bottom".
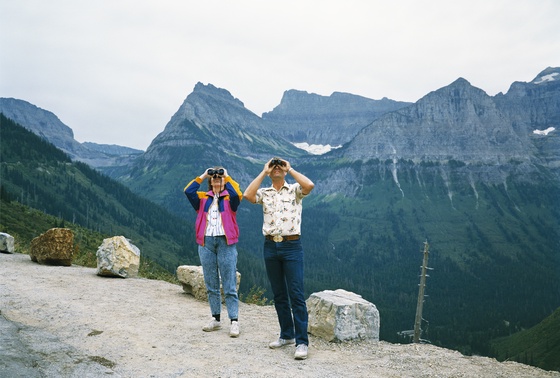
[
  {"left": 198, "top": 236, "right": 239, "bottom": 320},
  {"left": 264, "top": 239, "right": 308, "bottom": 346}
]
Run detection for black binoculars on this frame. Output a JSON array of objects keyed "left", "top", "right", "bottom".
[
  {"left": 269, "top": 158, "right": 286, "bottom": 167},
  {"left": 207, "top": 168, "right": 224, "bottom": 177}
]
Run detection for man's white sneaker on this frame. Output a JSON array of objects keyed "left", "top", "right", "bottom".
[
  {"left": 294, "top": 344, "right": 308, "bottom": 360},
  {"left": 202, "top": 318, "right": 221, "bottom": 332},
  {"left": 229, "top": 321, "right": 240, "bottom": 337},
  {"left": 268, "top": 338, "right": 295, "bottom": 349}
]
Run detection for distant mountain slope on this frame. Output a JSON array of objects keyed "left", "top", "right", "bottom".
[
  {"left": 262, "top": 90, "right": 411, "bottom": 146},
  {"left": 336, "top": 70, "right": 559, "bottom": 175},
  {"left": 0, "top": 98, "right": 142, "bottom": 170},
  {"left": 82, "top": 142, "right": 143, "bottom": 156},
  {"left": 143, "top": 82, "right": 306, "bottom": 163},
  {"left": 491, "top": 307, "right": 560, "bottom": 372},
  {"left": 0, "top": 98, "right": 88, "bottom": 157},
  {"left": 0, "top": 114, "right": 196, "bottom": 272},
  {"left": 119, "top": 82, "right": 309, "bottom": 208}
]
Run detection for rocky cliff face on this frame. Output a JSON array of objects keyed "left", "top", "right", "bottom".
[
  {"left": 340, "top": 78, "right": 530, "bottom": 164},
  {"left": 0, "top": 98, "right": 83, "bottom": 156},
  {"left": 330, "top": 69, "right": 559, "bottom": 183},
  {"left": 3, "top": 68, "right": 558, "bottom": 185},
  {"left": 137, "top": 83, "right": 306, "bottom": 169},
  {"left": 496, "top": 67, "right": 560, "bottom": 172},
  {"left": 262, "top": 90, "right": 411, "bottom": 146}
]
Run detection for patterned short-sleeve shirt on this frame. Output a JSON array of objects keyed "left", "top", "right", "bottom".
[{"left": 255, "top": 181, "right": 307, "bottom": 236}]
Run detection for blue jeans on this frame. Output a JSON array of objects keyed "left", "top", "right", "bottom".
[
  {"left": 198, "top": 236, "right": 239, "bottom": 320},
  {"left": 264, "top": 239, "right": 308, "bottom": 346}
]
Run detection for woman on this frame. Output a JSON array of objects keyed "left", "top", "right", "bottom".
[{"left": 184, "top": 166, "right": 242, "bottom": 337}]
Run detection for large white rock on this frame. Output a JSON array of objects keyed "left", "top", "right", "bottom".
[
  {"left": 96, "top": 236, "right": 140, "bottom": 278},
  {"left": 0, "top": 232, "right": 15, "bottom": 253},
  {"left": 176, "top": 265, "right": 241, "bottom": 302},
  {"left": 307, "top": 289, "right": 380, "bottom": 342}
]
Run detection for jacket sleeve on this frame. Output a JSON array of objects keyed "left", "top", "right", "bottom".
[
  {"left": 184, "top": 177, "right": 203, "bottom": 211},
  {"left": 224, "top": 176, "right": 242, "bottom": 212}
]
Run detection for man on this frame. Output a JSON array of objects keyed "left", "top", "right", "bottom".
[{"left": 243, "top": 157, "right": 314, "bottom": 360}]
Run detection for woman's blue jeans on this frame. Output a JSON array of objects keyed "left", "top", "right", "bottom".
[
  {"left": 264, "top": 239, "right": 309, "bottom": 346},
  {"left": 198, "top": 236, "right": 239, "bottom": 320}
]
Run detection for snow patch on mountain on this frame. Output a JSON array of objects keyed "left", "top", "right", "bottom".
[
  {"left": 533, "top": 127, "right": 555, "bottom": 136},
  {"left": 293, "top": 142, "right": 342, "bottom": 155}
]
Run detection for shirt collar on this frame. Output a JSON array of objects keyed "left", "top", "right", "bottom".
[
  {"left": 207, "top": 189, "right": 227, "bottom": 197},
  {"left": 264, "top": 181, "right": 289, "bottom": 192}
]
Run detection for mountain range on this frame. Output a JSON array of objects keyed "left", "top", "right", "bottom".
[{"left": 1, "top": 67, "right": 559, "bottom": 367}]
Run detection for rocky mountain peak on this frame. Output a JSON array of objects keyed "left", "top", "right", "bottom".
[
  {"left": 0, "top": 98, "right": 75, "bottom": 141},
  {"left": 166, "top": 82, "right": 257, "bottom": 130},
  {"left": 262, "top": 90, "right": 411, "bottom": 146},
  {"left": 137, "top": 83, "right": 306, "bottom": 172},
  {"left": 502, "top": 67, "right": 560, "bottom": 98},
  {"left": 531, "top": 66, "right": 560, "bottom": 85},
  {"left": 425, "top": 77, "right": 488, "bottom": 101},
  {"left": 340, "top": 78, "right": 531, "bottom": 167},
  {"left": 192, "top": 82, "right": 246, "bottom": 109}
]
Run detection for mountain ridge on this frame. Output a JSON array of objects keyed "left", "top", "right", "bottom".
[
  {"left": 262, "top": 89, "right": 411, "bottom": 146},
  {"left": 2, "top": 67, "right": 559, "bottom": 363},
  {"left": 0, "top": 98, "right": 144, "bottom": 170}
]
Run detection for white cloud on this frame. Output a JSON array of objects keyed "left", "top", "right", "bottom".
[{"left": 1, "top": 0, "right": 560, "bottom": 150}]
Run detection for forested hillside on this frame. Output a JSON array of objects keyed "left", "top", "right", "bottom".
[
  {"left": 491, "top": 307, "right": 560, "bottom": 372},
  {"left": 0, "top": 115, "right": 267, "bottom": 295},
  {"left": 283, "top": 157, "right": 560, "bottom": 357}
]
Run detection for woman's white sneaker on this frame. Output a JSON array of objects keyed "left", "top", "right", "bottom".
[
  {"left": 202, "top": 318, "right": 221, "bottom": 332},
  {"left": 229, "top": 321, "right": 240, "bottom": 337}
]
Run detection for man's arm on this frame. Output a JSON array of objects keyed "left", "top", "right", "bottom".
[
  {"left": 243, "top": 170, "right": 267, "bottom": 203},
  {"left": 244, "top": 159, "right": 274, "bottom": 203}
]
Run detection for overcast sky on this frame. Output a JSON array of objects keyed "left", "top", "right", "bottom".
[{"left": 1, "top": 0, "right": 559, "bottom": 150}]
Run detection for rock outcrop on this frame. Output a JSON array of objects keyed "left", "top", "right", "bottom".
[
  {"left": 0, "top": 232, "right": 15, "bottom": 253},
  {"left": 307, "top": 289, "right": 380, "bottom": 342},
  {"left": 176, "top": 265, "right": 241, "bottom": 302},
  {"left": 96, "top": 236, "right": 140, "bottom": 278},
  {"left": 29, "top": 228, "right": 74, "bottom": 266}
]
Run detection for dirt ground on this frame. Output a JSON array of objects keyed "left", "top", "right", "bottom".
[{"left": 1, "top": 252, "right": 558, "bottom": 378}]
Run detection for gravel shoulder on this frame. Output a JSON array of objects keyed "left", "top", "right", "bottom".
[{"left": 1, "top": 253, "right": 558, "bottom": 378}]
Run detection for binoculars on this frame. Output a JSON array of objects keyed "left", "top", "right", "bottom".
[
  {"left": 207, "top": 168, "right": 224, "bottom": 177},
  {"left": 269, "top": 158, "right": 286, "bottom": 168}
]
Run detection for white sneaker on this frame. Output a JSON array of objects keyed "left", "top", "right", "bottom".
[
  {"left": 229, "top": 321, "right": 240, "bottom": 337},
  {"left": 269, "top": 338, "right": 295, "bottom": 349},
  {"left": 202, "top": 318, "right": 221, "bottom": 332},
  {"left": 294, "top": 344, "right": 308, "bottom": 360}
]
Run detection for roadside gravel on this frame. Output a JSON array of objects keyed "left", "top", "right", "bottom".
[{"left": 1, "top": 253, "right": 558, "bottom": 378}]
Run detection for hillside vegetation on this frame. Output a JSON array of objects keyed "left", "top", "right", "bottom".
[
  {"left": 491, "top": 307, "right": 560, "bottom": 372},
  {"left": 1, "top": 200, "right": 178, "bottom": 283},
  {"left": 2, "top": 113, "right": 559, "bottom": 373},
  {"left": 0, "top": 114, "right": 265, "bottom": 293}
]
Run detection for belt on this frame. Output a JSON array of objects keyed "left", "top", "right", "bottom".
[{"left": 265, "top": 234, "right": 300, "bottom": 242}]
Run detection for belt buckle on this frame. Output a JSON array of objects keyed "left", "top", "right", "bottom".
[{"left": 273, "top": 235, "right": 283, "bottom": 242}]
